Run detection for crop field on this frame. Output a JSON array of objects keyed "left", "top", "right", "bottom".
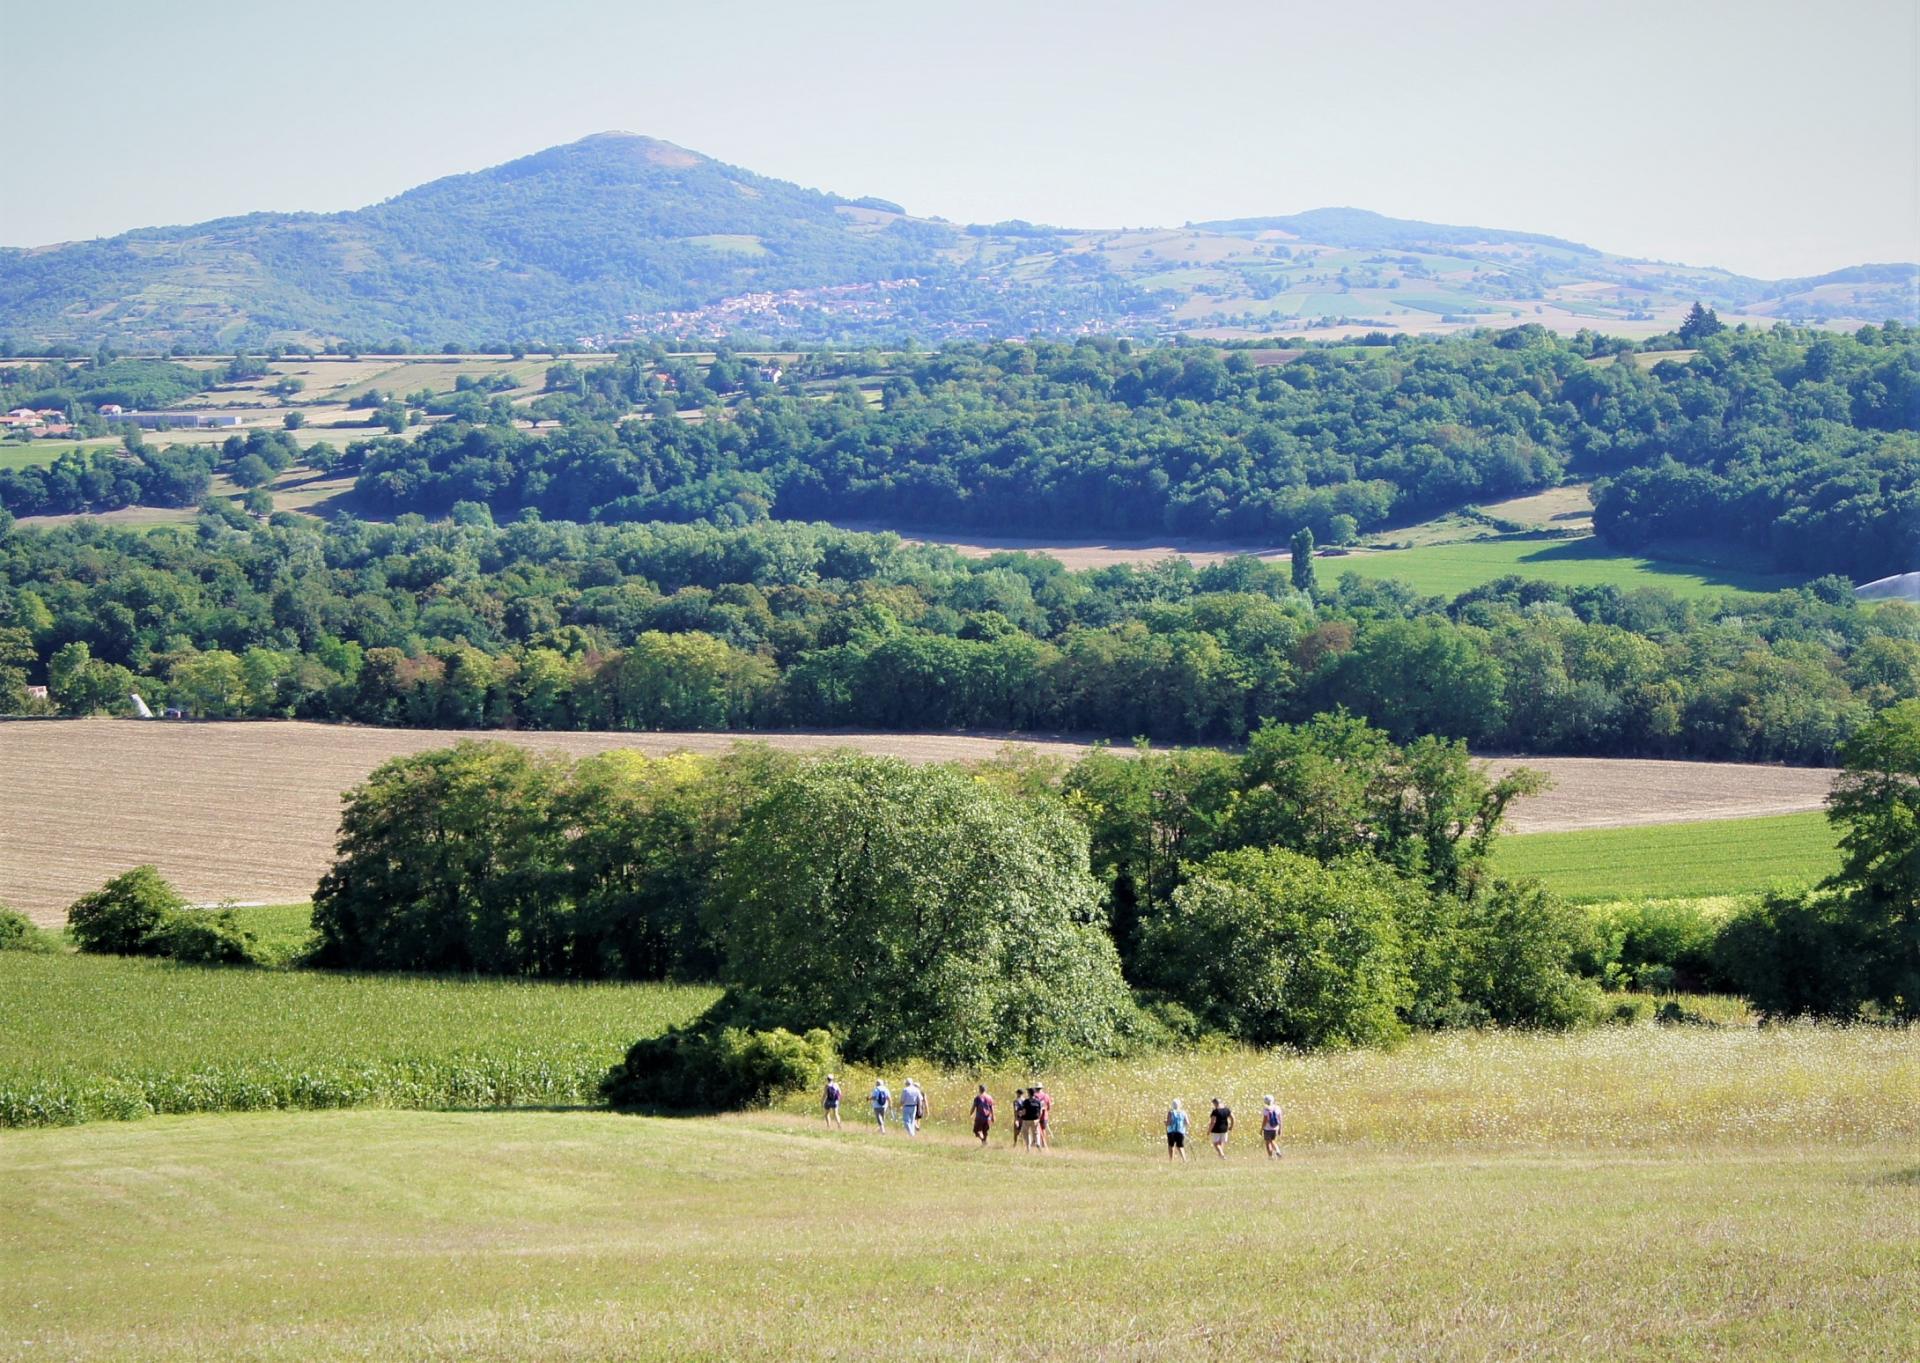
[
  {"left": 1494, "top": 811, "right": 1844, "bottom": 900},
  {"left": 3, "top": 1025, "right": 1913, "bottom": 1360},
  {"left": 0, "top": 721, "right": 1836, "bottom": 922},
  {"left": 1325, "top": 534, "right": 1806, "bottom": 598},
  {"left": 0, "top": 949, "right": 717, "bottom": 1127}
]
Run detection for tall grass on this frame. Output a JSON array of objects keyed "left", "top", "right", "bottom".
[
  {"left": 775, "top": 1023, "right": 1916, "bottom": 1151},
  {"left": 0, "top": 952, "right": 717, "bottom": 1127}
]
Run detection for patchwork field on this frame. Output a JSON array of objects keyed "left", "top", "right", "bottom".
[
  {"left": 0, "top": 720, "right": 1836, "bottom": 922},
  {"left": 3, "top": 1025, "right": 1913, "bottom": 1360},
  {"left": 1495, "top": 810, "right": 1844, "bottom": 900}
]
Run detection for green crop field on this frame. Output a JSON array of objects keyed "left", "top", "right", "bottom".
[
  {"left": 1327, "top": 534, "right": 1806, "bottom": 599},
  {"left": 0, "top": 951, "right": 717, "bottom": 1127},
  {"left": 1494, "top": 811, "right": 1843, "bottom": 900},
  {"left": 3, "top": 1025, "right": 1913, "bottom": 1360}
]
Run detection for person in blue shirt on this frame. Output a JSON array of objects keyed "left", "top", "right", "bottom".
[{"left": 1165, "top": 1098, "right": 1190, "bottom": 1161}]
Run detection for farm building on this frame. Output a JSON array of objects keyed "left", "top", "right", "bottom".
[
  {"left": 120, "top": 411, "right": 243, "bottom": 429},
  {"left": 1857, "top": 571, "right": 1920, "bottom": 603}
]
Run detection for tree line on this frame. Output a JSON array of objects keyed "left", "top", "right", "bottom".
[{"left": 4, "top": 516, "right": 1917, "bottom": 764}]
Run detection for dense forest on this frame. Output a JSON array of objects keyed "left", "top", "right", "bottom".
[
  {"left": 332, "top": 324, "right": 1917, "bottom": 578},
  {"left": 4, "top": 514, "right": 1916, "bottom": 764}
]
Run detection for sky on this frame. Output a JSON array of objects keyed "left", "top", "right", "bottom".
[{"left": 4, "top": 0, "right": 1915, "bottom": 279}]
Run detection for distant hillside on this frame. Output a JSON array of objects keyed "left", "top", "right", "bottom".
[{"left": 2, "top": 133, "right": 1913, "bottom": 348}]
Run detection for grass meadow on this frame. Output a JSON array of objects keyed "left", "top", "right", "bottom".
[
  {"left": 1328, "top": 534, "right": 1805, "bottom": 599},
  {"left": 3, "top": 1026, "right": 1914, "bottom": 1361},
  {"left": 1494, "top": 811, "right": 1842, "bottom": 900}
]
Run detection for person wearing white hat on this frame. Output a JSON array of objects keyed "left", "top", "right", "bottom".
[{"left": 1261, "top": 1095, "right": 1284, "bottom": 1159}]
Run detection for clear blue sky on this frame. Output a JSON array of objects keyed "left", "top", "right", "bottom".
[{"left": 5, "top": 0, "right": 1914, "bottom": 278}]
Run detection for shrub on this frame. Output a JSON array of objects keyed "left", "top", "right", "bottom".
[
  {"left": 1583, "top": 899, "right": 1724, "bottom": 991},
  {"left": 67, "top": 866, "right": 187, "bottom": 956},
  {"left": 156, "top": 910, "right": 261, "bottom": 966},
  {"left": 0, "top": 906, "right": 56, "bottom": 953},
  {"left": 1143, "top": 848, "right": 1411, "bottom": 1049},
  {"left": 1712, "top": 890, "right": 1872, "bottom": 1020},
  {"left": 602, "top": 1022, "right": 835, "bottom": 1112},
  {"left": 1454, "top": 879, "right": 1600, "bottom": 1028}
]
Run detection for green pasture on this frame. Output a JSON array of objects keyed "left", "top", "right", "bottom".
[
  {"left": 3, "top": 1022, "right": 1913, "bottom": 1360},
  {"left": 1495, "top": 811, "right": 1842, "bottom": 900},
  {"left": 1328, "top": 534, "right": 1806, "bottom": 599}
]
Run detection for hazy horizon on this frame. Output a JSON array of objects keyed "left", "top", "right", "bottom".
[{"left": 3, "top": 0, "right": 1915, "bottom": 280}]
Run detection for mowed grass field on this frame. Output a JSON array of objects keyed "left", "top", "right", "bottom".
[
  {"left": 1495, "top": 811, "right": 1843, "bottom": 900},
  {"left": 4, "top": 1025, "right": 1914, "bottom": 1361},
  {"left": 1326, "top": 534, "right": 1806, "bottom": 599}
]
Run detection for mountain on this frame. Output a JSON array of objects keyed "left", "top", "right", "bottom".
[{"left": 2, "top": 133, "right": 1913, "bottom": 348}]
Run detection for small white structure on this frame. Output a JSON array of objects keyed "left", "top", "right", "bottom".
[
  {"left": 1856, "top": 572, "right": 1920, "bottom": 604},
  {"left": 130, "top": 693, "right": 155, "bottom": 719}
]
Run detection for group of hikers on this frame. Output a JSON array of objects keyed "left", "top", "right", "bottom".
[{"left": 819, "top": 1076, "right": 1286, "bottom": 1159}]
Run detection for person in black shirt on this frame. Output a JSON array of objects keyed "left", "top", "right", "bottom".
[{"left": 1208, "top": 1097, "right": 1234, "bottom": 1158}]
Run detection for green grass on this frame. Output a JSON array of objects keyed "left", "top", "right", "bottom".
[
  {"left": 1494, "top": 811, "right": 1842, "bottom": 900},
  {"left": 0, "top": 951, "right": 718, "bottom": 1127},
  {"left": 1327, "top": 534, "right": 1805, "bottom": 599},
  {"left": 0, "top": 441, "right": 110, "bottom": 471},
  {"left": 220, "top": 902, "right": 317, "bottom": 963},
  {"left": 2, "top": 1025, "right": 1913, "bottom": 1360}
]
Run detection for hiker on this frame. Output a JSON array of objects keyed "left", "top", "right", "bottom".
[
  {"left": 1010, "top": 1088, "right": 1027, "bottom": 1146},
  {"left": 1165, "top": 1098, "right": 1189, "bottom": 1161},
  {"left": 970, "top": 1085, "right": 996, "bottom": 1146},
  {"left": 870, "top": 1078, "right": 892, "bottom": 1131},
  {"left": 823, "top": 1073, "right": 843, "bottom": 1128},
  {"left": 1208, "top": 1097, "right": 1234, "bottom": 1157},
  {"left": 900, "top": 1078, "right": 926, "bottom": 1136},
  {"left": 1034, "top": 1083, "right": 1053, "bottom": 1149},
  {"left": 1019, "top": 1088, "right": 1045, "bottom": 1151},
  {"left": 1261, "top": 1095, "right": 1283, "bottom": 1158}
]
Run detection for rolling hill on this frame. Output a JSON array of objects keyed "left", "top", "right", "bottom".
[{"left": 2, "top": 133, "right": 1913, "bottom": 349}]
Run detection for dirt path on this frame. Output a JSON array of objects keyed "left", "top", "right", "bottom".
[{"left": 0, "top": 720, "right": 1836, "bottom": 923}]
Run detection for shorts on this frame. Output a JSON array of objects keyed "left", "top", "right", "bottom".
[
  {"left": 1166, "top": 1131, "right": 1185, "bottom": 1149},
  {"left": 1211, "top": 1132, "right": 1229, "bottom": 1145},
  {"left": 973, "top": 1116, "right": 992, "bottom": 1135},
  {"left": 824, "top": 1101, "right": 840, "bottom": 1112}
]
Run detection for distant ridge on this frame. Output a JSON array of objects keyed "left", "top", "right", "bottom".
[{"left": 0, "top": 132, "right": 1911, "bottom": 348}]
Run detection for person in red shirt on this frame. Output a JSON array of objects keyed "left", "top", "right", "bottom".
[{"left": 970, "top": 1085, "right": 995, "bottom": 1146}]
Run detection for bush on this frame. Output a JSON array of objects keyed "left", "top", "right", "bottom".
[
  {"left": 0, "top": 906, "right": 56, "bottom": 953},
  {"left": 1712, "top": 890, "right": 1872, "bottom": 1020},
  {"left": 156, "top": 910, "right": 261, "bottom": 966},
  {"left": 1143, "top": 848, "right": 1412, "bottom": 1049},
  {"left": 1582, "top": 899, "right": 1724, "bottom": 991},
  {"left": 67, "top": 866, "right": 187, "bottom": 956},
  {"left": 602, "top": 1021, "right": 835, "bottom": 1112},
  {"left": 1454, "top": 879, "right": 1600, "bottom": 1028}
]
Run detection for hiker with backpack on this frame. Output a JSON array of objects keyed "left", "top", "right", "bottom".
[
  {"left": 1010, "top": 1088, "right": 1027, "bottom": 1146},
  {"left": 1261, "top": 1095, "right": 1284, "bottom": 1158},
  {"left": 870, "top": 1078, "right": 892, "bottom": 1131},
  {"left": 823, "top": 1074, "right": 843, "bottom": 1129}
]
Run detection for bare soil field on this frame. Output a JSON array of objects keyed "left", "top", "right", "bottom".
[
  {"left": 0, "top": 720, "right": 1837, "bottom": 924},
  {"left": 832, "top": 522, "right": 1292, "bottom": 569}
]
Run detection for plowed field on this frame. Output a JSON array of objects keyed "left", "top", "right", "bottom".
[{"left": 0, "top": 720, "right": 1837, "bottom": 923}]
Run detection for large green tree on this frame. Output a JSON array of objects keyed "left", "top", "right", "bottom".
[
  {"left": 1825, "top": 698, "right": 1920, "bottom": 1016},
  {"left": 711, "top": 753, "right": 1134, "bottom": 1065}
]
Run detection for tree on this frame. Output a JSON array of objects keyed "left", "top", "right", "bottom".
[
  {"left": 1677, "top": 302, "right": 1724, "bottom": 345},
  {"left": 1289, "top": 527, "right": 1317, "bottom": 596},
  {"left": 311, "top": 743, "right": 573, "bottom": 974},
  {"left": 68, "top": 865, "right": 187, "bottom": 956},
  {"left": 1144, "top": 848, "right": 1411, "bottom": 1049},
  {"left": 712, "top": 754, "right": 1134, "bottom": 1065},
  {"left": 1824, "top": 699, "right": 1920, "bottom": 1016},
  {"left": 283, "top": 411, "right": 306, "bottom": 431}
]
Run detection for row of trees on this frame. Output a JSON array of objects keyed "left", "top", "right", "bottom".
[
  {"left": 307, "top": 702, "right": 1920, "bottom": 1067},
  {"left": 310, "top": 717, "right": 1581, "bottom": 1063},
  {"left": 5, "top": 516, "right": 1915, "bottom": 763}
]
